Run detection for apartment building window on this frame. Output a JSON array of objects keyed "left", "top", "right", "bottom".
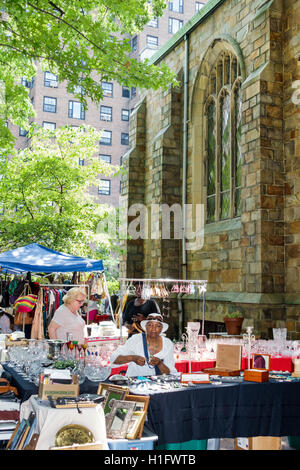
[
  {"left": 73, "top": 85, "right": 85, "bottom": 95},
  {"left": 131, "top": 35, "right": 137, "bottom": 52},
  {"left": 101, "top": 81, "right": 113, "bottom": 97},
  {"left": 99, "top": 154, "right": 111, "bottom": 164},
  {"left": 68, "top": 101, "right": 85, "bottom": 120},
  {"left": 98, "top": 179, "right": 111, "bottom": 195},
  {"left": 100, "top": 130, "right": 112, "bottom": 146},
  {"left": 121, "top": 133, "right": 129, "bottom": 146},
  {"left": 43, "top": 96, "right": 57, "bottom": 113},
  {"left": 44, "top": 71, "right": 58, "bottom": 88},
  {"left": 148, "top": 17, "right": 158, "bottom": 28},
  {"left": 169, "top": 0, "right": 183, "bottom": 13},
  {"left": 78, "top": 158, "right": 85, "bottom": 166},
  {"left": 19, "top": 127, "right": 28, "bottom": 137},
  {"left": 146, "top": 35, "right": 158, "bottom": 47},
  {"left": 195, "top": 2, "right": 205, "bottom": 11},
  {"left": 121, "top": 109, "right": 130, "bottom": 121},
  {"left": 168, "top": 17, "right": 183, "bottom": 34},
  {"left": 100, "top": 105, "right": 112, "bottom": 122},
  {"left": 21, "top": 77, "right": 32, "bottom": 88},
  {"left": 131, "top": 87, "right": 137, "bottom": 98},
  {"left": 43, "top": 121, "right": 56, "bottom": 130},
  {"left": 122, "top": 86, "right": 130, "bottom": 98}
]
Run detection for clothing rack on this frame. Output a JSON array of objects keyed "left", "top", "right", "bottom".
[
  {"left": 40, "top": 283, "right": 91, "bottom": 324},
  {"left": 118, "top": 278, "right": 207, "bottom": 338},
  {"left": 40, "top": 273, "right": 115, "bottom": 327}
]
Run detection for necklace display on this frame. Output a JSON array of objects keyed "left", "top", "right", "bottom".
[{"left": 147, "top": 336, "right": 160, "bottom": 356}]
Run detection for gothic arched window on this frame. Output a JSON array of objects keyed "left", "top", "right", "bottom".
[{"left": 205, "top": 52, "right": 242, "bottom": 223}]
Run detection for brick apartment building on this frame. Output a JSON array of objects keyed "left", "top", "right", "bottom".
[{"left": 9, "top": 1, "right": 207, "bottom": 207}]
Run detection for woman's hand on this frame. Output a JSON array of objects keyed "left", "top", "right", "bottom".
[
  {"left": 132, "top": 355, "right": 146, "bottom": 366},
  {"left": 149, "top": 356, "right": 170, "bottom": 374},
  {"left": 148, "top": 356, "right": 162, "bottom": 367}
]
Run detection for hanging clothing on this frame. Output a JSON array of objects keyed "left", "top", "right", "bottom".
[{"left": 31, "top": 289, "right": 44, "bottom": 340}]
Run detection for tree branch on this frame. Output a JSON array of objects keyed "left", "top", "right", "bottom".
[{"left": 27, "top": 1, "right": 106, "bottom": 54}]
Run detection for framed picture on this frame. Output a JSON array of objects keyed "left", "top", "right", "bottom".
[
  {"left": 106, "top": 400, "right": 136, "bottom": 439},
  {"left": 252, "top": 353, "right": 270, "bottom": 370},
  {"left": 97, "top": 383, "right": 129, "bottom": 415},
  {"left": 125, "top": 394, "right": 150, "bottom": 413},
  {"left": 126, "top": 411, "right": 147, "bottom": 440}
]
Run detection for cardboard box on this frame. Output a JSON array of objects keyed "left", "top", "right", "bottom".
[
  {"left": 203, "top": 344, "right": 241, "bottom": 376},
  {"left": 38, "top": 375, "right": 79, "bottom": 400},
  {"left": 244, "top": 369, "right": 269, "bottom": 383},
  {"left": 235, "top": 436, "right": 282, "bottom": 451},
  {"left": 5, "top": 339, "right": 28, "bottom": 348}
]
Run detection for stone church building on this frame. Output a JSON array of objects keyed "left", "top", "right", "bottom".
[{"left": 120, "top": 0, "right": 300, "bottom": 339}]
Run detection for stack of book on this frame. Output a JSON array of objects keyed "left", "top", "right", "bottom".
[
  {"left": 0, "top": 400, "right": 20, "bottom": 441},
  {"left": 6, "top": 412, "right": 36, "bottom": 450}
]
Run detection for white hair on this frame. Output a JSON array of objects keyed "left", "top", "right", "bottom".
[{"left": 63, "top": 287, "right": 87, "bottom": 305}]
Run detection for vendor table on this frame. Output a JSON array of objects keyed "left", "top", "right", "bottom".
[
  {"left": 3, "top": 364, "right": 300, "bottom": 447},
  {"left": 146, "top": 379, "right": 300, "bottom": 446},
  {"left": 2, "top": 356, "right": 294, "bottom": 402}
]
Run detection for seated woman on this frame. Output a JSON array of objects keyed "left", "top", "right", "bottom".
[{"left": 110, "top": 313, "right": 177, "bottom": 377}]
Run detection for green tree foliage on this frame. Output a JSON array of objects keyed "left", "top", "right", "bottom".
[
  {"left": 0, "top": 125, "right": 121, "bottom": 258},
  {"left": 0, "top": 0, "right": 177, "bottom": 151}
]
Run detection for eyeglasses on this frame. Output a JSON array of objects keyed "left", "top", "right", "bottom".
[{"left": 75, "top": 299, "right": 85, "bottom": 304}]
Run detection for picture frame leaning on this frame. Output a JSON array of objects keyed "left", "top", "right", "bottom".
[
  {"left": 106, "top": 400, "right": 136, "bottom": 439},
  {"left": 97, "top": 383, "right": 129, "bottom": 415}
]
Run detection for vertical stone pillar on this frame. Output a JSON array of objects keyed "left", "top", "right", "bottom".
[
  {"left": 119, "top": 100, "right": 146, "bottom": 279},
  {"left": 241, "top": 1, "right": 285, "bottom": 297}
]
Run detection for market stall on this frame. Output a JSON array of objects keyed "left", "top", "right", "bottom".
[{"left": 0, "top": 243, "right": 116, "bottom": 333}]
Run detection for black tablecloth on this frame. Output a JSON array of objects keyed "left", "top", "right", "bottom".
[
  {"left": 2, "top": 364, "right": 99, "bottom": 402},
  {"left": 146, "top": 380, "right": 300, "bottom": 445},
  {"left": 4, "top": 364, "right": 300, "bottom": 445}
]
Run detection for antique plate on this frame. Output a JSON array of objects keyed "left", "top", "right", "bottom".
[{"left": 55, "top": 424, "right": 94, "bottom": 447}]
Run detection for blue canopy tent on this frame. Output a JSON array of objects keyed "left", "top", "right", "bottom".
[
  {"left": 0, "top": 243, "right": 104, "bottom": 273},
  {"left": 0, "top": 244, "right": 115, "bottom": 329}
]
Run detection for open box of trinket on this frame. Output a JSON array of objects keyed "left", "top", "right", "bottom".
[{"left": 243, "top": 353, "right": 270, "bottom": 383}]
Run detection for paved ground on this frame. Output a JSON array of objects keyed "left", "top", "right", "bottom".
[{"left": 219, "top": 437, "right": 295, "bottom": 450}]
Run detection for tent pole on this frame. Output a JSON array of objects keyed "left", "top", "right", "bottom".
[{"left": 102, "top": 272, "right": 115, "bottom": 325}]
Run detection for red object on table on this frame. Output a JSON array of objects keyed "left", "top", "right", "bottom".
[
  {"left": 109, "top": 357, "right": 294, "bottom": 378},
  {"left": 190, "top": 361, "right": 216, "bottom": 372},
  {"left": 241, "top": 356, "right": 293, "bottom": 372}
]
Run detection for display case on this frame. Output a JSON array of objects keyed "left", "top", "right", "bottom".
[{"left": 203, "top": 344, "right": 241, "bottom": 376}]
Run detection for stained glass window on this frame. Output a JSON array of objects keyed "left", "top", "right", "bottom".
[
  {"left": 220, "top": 92, "right": 231, "bottom": 220},
  {"left": 206, "top": 100, "right": 216, "bottom": 222},
  {"left": 205, "top": 52, "right": 242, "bottom": 222},
  {"left": 234, "top": 84, "right": 242, "bottom": 216}
]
